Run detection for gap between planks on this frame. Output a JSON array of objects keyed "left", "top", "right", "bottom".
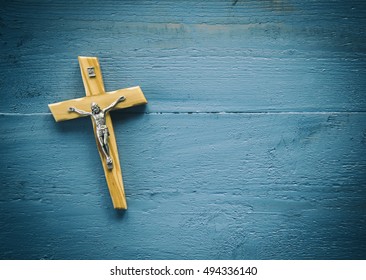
[{"left": 0, "top": 111, "right": 366, "bottom": 117}]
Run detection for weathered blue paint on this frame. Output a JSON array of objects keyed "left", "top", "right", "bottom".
[{"left": 0, "top": 0, "right": 366, "bottom": 259}]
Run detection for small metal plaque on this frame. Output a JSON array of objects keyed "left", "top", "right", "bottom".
[{"left": 87, "top": 67, "right": 96, "bottom": 78}]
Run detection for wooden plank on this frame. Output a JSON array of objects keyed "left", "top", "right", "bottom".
[
  {"left": 0, "top": 113, "right": 365, "bottom": 259},
  {"left": 1, "top": 1, "right": 366, "bottom": 113}
]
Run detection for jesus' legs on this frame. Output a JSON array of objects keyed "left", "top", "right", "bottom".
[{"left": 97, "top": 130, "right": 113, "bottom": 170}]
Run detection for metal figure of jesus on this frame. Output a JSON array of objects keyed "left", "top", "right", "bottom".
[{"left": 68, "top": 96, "right": 126, "bottom": 169}]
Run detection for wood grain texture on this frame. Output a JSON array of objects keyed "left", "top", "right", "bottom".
[
  {"left": 0, "top": 113, "right": 365, "bottom": 259},
  {"left": 1, "top": 0, "right": 366, "bottom": 114},
  {"left": 0, "top": 0, "right": 366, "bottom": 259}
]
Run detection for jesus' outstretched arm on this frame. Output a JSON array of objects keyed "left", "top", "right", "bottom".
[
  {"left": 103, "top": 96, "right": 126, "bottom": 113},
  {"left": 68, "top": 107, "right": 92, "bottom": 116}
]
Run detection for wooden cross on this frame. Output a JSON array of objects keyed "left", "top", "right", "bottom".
[{"left": 48, "top": 56, "right": 147, "bottom": 209}]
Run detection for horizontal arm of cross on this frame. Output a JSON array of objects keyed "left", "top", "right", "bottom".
[{"left": 48, "top": 86, "right": 147, "bottom": 122}]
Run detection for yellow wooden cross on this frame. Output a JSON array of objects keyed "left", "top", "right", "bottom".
[{"left": 48, "top": 56, "right": 147, "bottom": 209}]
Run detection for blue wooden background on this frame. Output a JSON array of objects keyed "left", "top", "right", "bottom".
[{"left": 1, "top": 0, "right": 366, "bottom": 259}]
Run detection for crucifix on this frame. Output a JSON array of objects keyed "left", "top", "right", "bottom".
[{"left": 48, "top": 56, "right": 147, "bottom": 209}]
